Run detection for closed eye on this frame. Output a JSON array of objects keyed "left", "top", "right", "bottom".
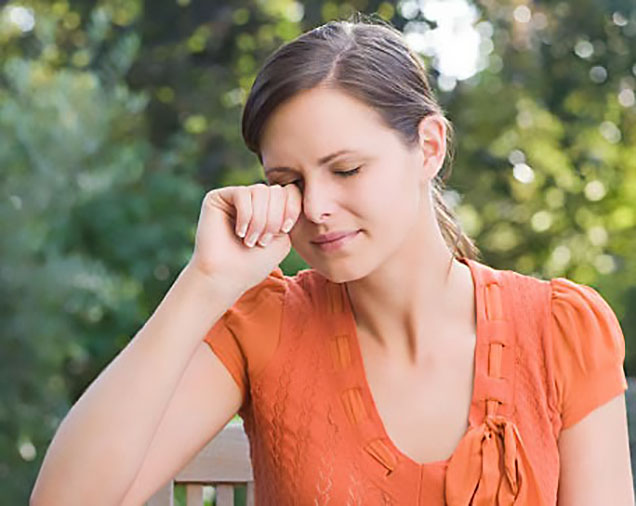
[{"left": 275, "top": 166, "right": 362, "bottom": 188}]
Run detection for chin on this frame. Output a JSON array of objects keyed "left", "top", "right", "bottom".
[{"left": 302, "top": 255, "right": 370, "bottom": 285}]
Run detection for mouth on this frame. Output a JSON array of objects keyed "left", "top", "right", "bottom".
[{"left": 311, "top": 230, "right": 361, "bottom": 252}]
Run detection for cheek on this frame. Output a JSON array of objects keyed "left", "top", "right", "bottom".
[{"left": 361, "top": 170, "right": 416, "bottom": 221}]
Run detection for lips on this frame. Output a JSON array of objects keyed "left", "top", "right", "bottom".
[{"left": 311, "top": 230, "right": 359, "bottom": 244}]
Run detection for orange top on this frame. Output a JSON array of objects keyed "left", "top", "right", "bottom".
[{"left": 204, "top": 257, "right": 628, "bottom": 505}]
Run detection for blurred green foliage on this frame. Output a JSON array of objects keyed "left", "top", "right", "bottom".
[{"left": 1, "top": 0, "right": 635, "bottom": 503}]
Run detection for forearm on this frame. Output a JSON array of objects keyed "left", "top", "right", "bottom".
[{"left": 31, "top": 264, "right": 243, "bottom": 506}]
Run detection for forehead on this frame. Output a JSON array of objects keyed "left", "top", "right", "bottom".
[{"left": 260, "top": 86, "right": 391, "bottom": 166}]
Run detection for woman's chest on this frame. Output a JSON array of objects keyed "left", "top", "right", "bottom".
[
  {"left": 245, "top": 333, "right": 476, "bottom": 505},
  {"left": 358, "top": 330, "right": 477, "bottom": 465},
  {"left": 246, "top": 324, "right": 559, "bottom": 506}
]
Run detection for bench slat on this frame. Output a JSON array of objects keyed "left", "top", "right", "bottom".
[
  {"left": 185, "top": 484, "right": 203, "bottom": 506},
  {"left": 147, "top": 422, "right": 253, "bottom": 506},
  {"left": 215, "top": 484, "right": 234, "bottom": 506}
]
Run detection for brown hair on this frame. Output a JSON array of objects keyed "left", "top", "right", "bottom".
[{"left": 241, "top": 13, "right": 480, "bottom": 261}]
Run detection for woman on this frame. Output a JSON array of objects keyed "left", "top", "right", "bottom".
[{"left": 31, "top": 16, "right": 633, "bottom": 506}]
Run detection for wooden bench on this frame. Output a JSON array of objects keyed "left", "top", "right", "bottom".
[{"left": 146, "top": 422, "right": 254, "bottom": 506}]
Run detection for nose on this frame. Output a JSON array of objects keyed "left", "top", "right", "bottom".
[{"left": 299, "top": 177, "right": 335, "bottom": 225}]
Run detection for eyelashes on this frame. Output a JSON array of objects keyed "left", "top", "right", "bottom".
[
  {"left": 336, "top": 166, "right": 362, "bottom": 177},
  {"left": 273, "top": 166, "right": 362, "bottom": 188}
]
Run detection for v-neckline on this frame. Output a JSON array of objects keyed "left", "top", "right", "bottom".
[{"left": 336, "top": 256, "right": 484, "bottom": 469}]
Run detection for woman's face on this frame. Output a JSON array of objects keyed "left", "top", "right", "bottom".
[{"left": 260, "top": 86, "right": 442, "bottom": 283}]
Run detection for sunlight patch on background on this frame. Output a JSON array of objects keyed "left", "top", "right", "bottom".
[
  {"left": 2, "top": 4, "right": 35, "bottom": 33},
  {"left": 400, "top": 0, "right": 491, "bottom": 91}
]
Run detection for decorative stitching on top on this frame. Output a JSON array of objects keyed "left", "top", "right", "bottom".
[
  {"left": 329, "top": 334, "right": 352, "bottom": 370},
  {"left": 364, "top": 438, "right": 398, "bottom": 475},
  {"left": 341, "top": 387, "right": 368, "bottom": 425}
]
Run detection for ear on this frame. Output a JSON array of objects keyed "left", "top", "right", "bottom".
[{"left": 416, "top": 114, "right": 447, "bottom": 184}]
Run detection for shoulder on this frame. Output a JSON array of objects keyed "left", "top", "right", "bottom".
[
  {"left": 548, "top": 276, "right": 627, "bottom": 429},
  {"left": 467, "top": 258, "right": 551, "bottom": 312},
  {"left": 473, "top": 260, "right": 627, "bottom": 430},
  {"left": 548, "top": 277, "right": 626, "bottom": 374},
  {"left": 549, "top": 276, "right": 622, "bottom": 333},
  {"left": 202, "top": 267, "right": 321, "bottom": 397},
  {"left": 480, "top": 261, "right": 624, "bottom": 369},
  {"left": 548, "top": 275, "right": 626, "bottom": 376},
  {"left": 222, "top": 266, "right": 327, "bottom": 337},
  {"left": 475, "top": 261, "right": 621, "bottom": 327},
  {"left": 221, "top": 268, "right": 286, "bottom": 328}
]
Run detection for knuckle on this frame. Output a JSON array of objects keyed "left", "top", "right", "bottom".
[
  {"left": 251, "top": 185, "right": 269, "bottom": 204},
  {"left": 285, "top": 183, "right": 301, "bottom": 199},
  {"left": 252, "top": 183, "right": 269, "bottom": 193}
]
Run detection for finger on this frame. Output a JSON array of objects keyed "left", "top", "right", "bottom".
[
  {"left": 231, "top": 186, "right": 252, "bottom": 238},
  {"left": 244, "top": 183, "right": 268, "bottom": 247},
  {"left": 281, "top": 183, "right": 302, "bottom": 233},
  {"left": 256, "top": 185, "right": 285, "bottom": 246}
]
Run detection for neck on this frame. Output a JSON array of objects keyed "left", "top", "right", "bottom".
[{"left": 343, "top": 223, "right": 474, "bottom": 365}]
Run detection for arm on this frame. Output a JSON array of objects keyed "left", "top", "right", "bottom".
[
  {"left": 30, "top": 264, "right": 245, "bottom": 506},
  {"left": 557, "top": 391, "right": 635, "bottom": 506},
  {"left": 118, "top": 339, "right": 243, "bottom": 506}
]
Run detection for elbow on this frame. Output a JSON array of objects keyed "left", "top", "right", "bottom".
[
  {"left": 29, "top": 475, "right": 75, "bottom": 506},
  {"left": 29, "top": 477, "right": 44, "bottom": 506},
  {"left": 30, "top": 476, "right": 131, "bottom": 506},
  {"left": 29, "top": 488, "right": 45, "bottom": 506},
  {"left": 30, "top": 483, "right": 55, "bottom": 506},
  {"left": 30, "top": 495, "right": 45, "bottom": 506},
  {"left": 30, "top": 466, "right": 59, "bottom": 506}
]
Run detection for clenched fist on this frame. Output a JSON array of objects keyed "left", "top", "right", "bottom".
[{"left": 187, "top": 183, "right": 302, "bottom": 294}]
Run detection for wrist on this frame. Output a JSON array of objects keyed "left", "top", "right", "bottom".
[{"left": 180, "top": 262, "right": 248, "bottom": 300}]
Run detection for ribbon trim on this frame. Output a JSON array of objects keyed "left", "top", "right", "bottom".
[{"left": 445, "top": 414, "right": 546, "bottom": 506}]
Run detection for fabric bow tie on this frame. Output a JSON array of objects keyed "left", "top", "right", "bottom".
[{"left": 445, "top": 414, "right": 546, "bottom": 505}]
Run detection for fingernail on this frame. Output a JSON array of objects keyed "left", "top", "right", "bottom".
[
  {"left": 259, "top": 233, "right": 273, "bottom": 246},
  {"left": 238, "top": 225, "right": 247, "bottom": 238},
  {"left": 282, "top": 219, "right": 294, "bottom": 233},
  {"left": 246, "top": 233, "right": 258, "bottom": 247}
]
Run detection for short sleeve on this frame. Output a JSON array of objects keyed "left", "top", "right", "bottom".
[
  {"left": 550, "top": 277, "right": 628, "bottom": 430},
  {"left": 203, "top": 267, "right": 286, "bottom": 408}
]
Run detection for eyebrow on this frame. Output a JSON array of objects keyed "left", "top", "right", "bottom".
[{"left": 264, "top": 149, "right": 356, "bottom": 175}]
